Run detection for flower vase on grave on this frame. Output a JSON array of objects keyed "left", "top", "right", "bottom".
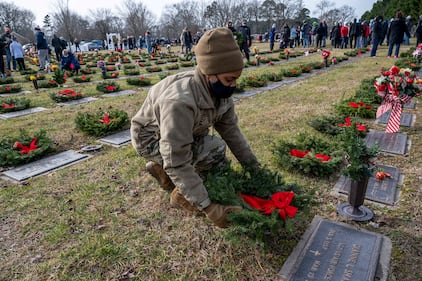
[{"left": 337, "top": 176, "right": 374, "bottom": 221}]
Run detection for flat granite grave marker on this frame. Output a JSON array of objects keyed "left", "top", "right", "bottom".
[
  {"left": 364, "top": 130, "right": 410, "bottom": 155},
  {"left": 98, "top": 129, "right": 131, "bottom": 147},
  {"left": 403, "top": 100, "right": 416, "bottom": 110},
  {"left": 279, "top": 216, "right": 391, "bottom": 281},
  {"left": 102, "top": 89, "right": 136, "bottom": 98},
  {"left": 2, "top": 150, "right": 90, "bottom": 182},
  {"left": 0, "top": 90, "right": 32, "bottom": 97},
  {"left": 334, "top": 165, "right": 402, "bottom": 206},
  {"left": 0, "top": 107, "right": 47, "bottom": 120},
  {"left": 376, "top": 111, "right": 415, "bottom": 127},
  {"left": 58, "top": 97, "right": 98, "bottom": 106}
]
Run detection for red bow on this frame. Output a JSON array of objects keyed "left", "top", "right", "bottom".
[
  {"left": 338, "top": 117, "right": 367, "bottom": 132},
  {"left": 290, "top": 149, "right": 309, "bottom": 158},
  {"left": 2, "top": 103, "right": 15, "bottom": 109},
  {"left": 290, "top": 149, "right": 332, "bottom": 162},
  {"left": 99, "top": 113, "right": 110, "bottom": 124},
  {"left": 13, "top": 137, "right": 38, "bottom": 154},
  {"left": 240, "top": 192, "right": 298, "bottom": 220}
]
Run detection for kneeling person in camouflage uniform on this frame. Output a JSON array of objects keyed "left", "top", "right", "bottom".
[{"left": 131, "top": 27, "right": 259, "bottom": 228}]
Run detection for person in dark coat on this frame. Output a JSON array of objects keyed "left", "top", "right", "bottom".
[
  {"left": 51, "top": 35, "right": 63, "bottom": 62},
  {"left": 238, "top": 20, "right": 251, "bottom": 61},
  {"left": 280, "top": 23, "right": 290, "bottom": 49},
  {"left": 386, "top": 12, "right": 410, "bottom": 58},
  {"left": 370, "top": 16, "right": 384, "bottom": 57},
  {"left": 415, "top": 15, "right": 422, "bottom": 46}
]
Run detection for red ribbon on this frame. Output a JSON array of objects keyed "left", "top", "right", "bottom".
[
  {"left": 240, "top": 192, "right": 298, "bottom": 220},
  {"left": 2, "top": 103, "right": 15, "bottom": 109},
  {"left": 338, "top": 117, "right": 367, "bottom": 132},
  {"left": 376, "top": 94, "right": 412, "bottom": 133},
  {"left": 13, "top": 137, "right": 38, "bottom": 154},
  {"left": 99, "top": 113, "right": 110, "bottom": 124},
  {"left": 290, "top": 149, "right": 332, "bottom": 162},
  {"left": 106, "top": 85, "right": 116, "bottom": 91}
]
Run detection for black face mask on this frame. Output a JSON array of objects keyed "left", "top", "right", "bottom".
[{"left": 209, "top": 78, "right": 236, "bottom": 99}]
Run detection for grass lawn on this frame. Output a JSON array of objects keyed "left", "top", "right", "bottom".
[{"left": 0, "top": 42, "right": 421, "bottom": 281}]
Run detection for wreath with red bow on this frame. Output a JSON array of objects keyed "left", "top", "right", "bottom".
[
  {"left": 205, "top": 165, "right": 312, "bottom": 241},
  {"left": 0, "top": 129, "right": 53, "bottom": 167}
]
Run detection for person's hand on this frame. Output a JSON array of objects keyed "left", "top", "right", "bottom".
[{"left": 203, "top": 203, "right": 242, "bottom": 228}]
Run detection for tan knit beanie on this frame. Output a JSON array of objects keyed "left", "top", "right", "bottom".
[{"left": 195, "top": 27, "right": 244, "bottom": 75}]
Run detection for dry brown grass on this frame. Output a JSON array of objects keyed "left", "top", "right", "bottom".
[{"left": 0, "top": 42, "right": 421, "bottom": 281}]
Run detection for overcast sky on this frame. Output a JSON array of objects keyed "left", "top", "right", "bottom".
[{"left": 12, "top": 0, "right": 377, "bottom": 26}]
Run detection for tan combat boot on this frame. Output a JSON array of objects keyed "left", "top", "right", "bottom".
[
  {"left": 203, "top": 203, "right": 242, "bottom": 228},
  {"left": 170, "top": 188, "right": 200, "bottom": 213},
  {"left": 145, "top": 161, "right": 175, "bottom": 191}
]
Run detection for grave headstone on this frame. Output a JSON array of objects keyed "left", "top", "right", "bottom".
[
  {"left": 279, "top": 216, "right": 391, "bottom": 281},
  {"left": 364, "top": 130, "right": 409, "bottom": 155},
  {"left": 58, "top": 97, "right": 98, "bottom": 106},
  {"left": 0, "top": 107, "right": 47, "bottom": 120},
  {"left": 98, "top": 129, "right": 131, "bottom": 147},
  {"left": 0, "top": 90, "right": 31, "bottom": 97},
  {"left": 334, "top": 165, "right": 402, "bottom": 206},
  {"left": 102, "top": 89, "right": 136, "bottom": 98},
  {"left": 2, "top": 150, "right": 90, "bottom": 182},
  {"left": 376, "top": 111, "right": 415, "bottom": 127}
]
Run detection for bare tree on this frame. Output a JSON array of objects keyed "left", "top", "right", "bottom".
[
  {"left": 118, "top": 0, "right": 155, "bottom": 37},
  {"left": 315, "top": 0, "right": 334, "bottom": 19},
  {"left": 89, "top": 8, "right": 123, "bottom": 40},
  {"left": 0, "top": 2, "right": 35, "bottom": 43},
  {"left": 337, "top": 5, "right": 355, "bottom": 25},
  {"left": 204, "top": 0, "right": 244, "bottom": 28}
]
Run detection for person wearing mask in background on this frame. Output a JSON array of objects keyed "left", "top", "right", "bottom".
[
  {"left": 130, "top": 27, "right": 259, "bottom": 228},
  {"left": 35, "top": 26, "right": 49, "bottom": 71},
  {"left": 387, "top": 12, "right": 410, "bottom": 58},
  {"left": 9, "top": 36, "right": 25, "bottom": 71},
  {"left": 370, "top": 16, "right": 384, "bottom": 57}
]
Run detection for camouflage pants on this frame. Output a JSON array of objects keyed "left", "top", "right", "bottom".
[{"left": 142, "top": 135, "right": 227, "bottom": 176}]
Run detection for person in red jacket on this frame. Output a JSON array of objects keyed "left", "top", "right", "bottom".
[{"left": 340, "top": 23, "right": 349, "bottom": 49}]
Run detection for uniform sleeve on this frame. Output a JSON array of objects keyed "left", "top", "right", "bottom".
[{"left": 214, "top": 104, "right": 258, "bottom": 166}]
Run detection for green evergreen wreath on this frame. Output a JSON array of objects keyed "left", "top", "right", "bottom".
[
  {"left": 0, "top": 97, "right": 31, "bottom": 113},
  {"left": 126, "top": 76, "right": 152, "bottom": 86},
  {"left": 38, "top": 80, "right": 59, "bottom": 88},
  {"left": 145, "top": 66, "right": 162, "bottom": 72},
  {"left": 0, "top": 77, "right": 15, "bottom": 85},
  {"left": 335, "top": 100, "right": 375, "bottom": 119},
  {"left": 0, "top": 129, "right": 53, "bottom": 167},
  {"left": 73, "top": 75, "right": 92, "bottom": 83},
  {"left": 75, "top": 109, "right": 129, "bottom": 137},
  {"left": 205, "top": 165, "right": 313, "bottom": 242},
  {"left": 0, "top": 84, "right": 22, "bottom": 94},
  {"left": 308, "top": 115, "right": 345, "bottom": 136},
  {"left": 273, "top": 133, "right": 343, "bottom": 177},
  {"left": 96, "top": 81, "right": 120, "bottom": 93},
  {"left": 49, "top": 89, "right": 84, "bottom": 103},
  {"left": 123, "top": 68, "right": 140, "bottom": 76}
]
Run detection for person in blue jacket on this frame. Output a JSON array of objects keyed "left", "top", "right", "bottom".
[{"left": 60, "top": 49, "right": 80, "bottom": 73}]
